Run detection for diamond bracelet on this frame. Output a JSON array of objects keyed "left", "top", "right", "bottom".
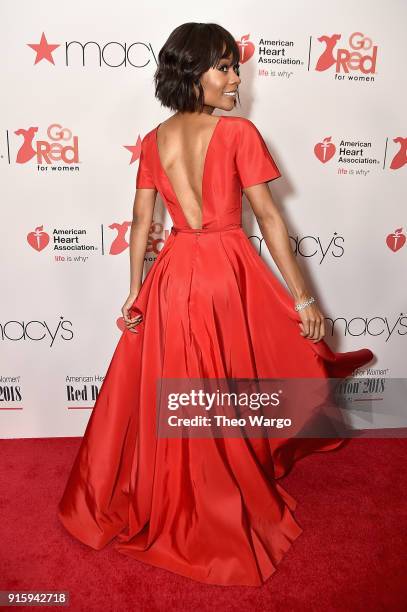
[{"left": 294, "top": 296, "right": 316, "bottom": 312}]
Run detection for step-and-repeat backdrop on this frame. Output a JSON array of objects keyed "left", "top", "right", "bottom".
[{"left": 1, "top": 2, "right": 405, "bottom": 437}]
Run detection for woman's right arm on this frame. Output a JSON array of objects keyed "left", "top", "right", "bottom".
[
  {"left": 122, "top": 187, "right": 157, "bottom": 332},
  {"left": 244, "top": 182, "right": 325, "bottom": 343}
]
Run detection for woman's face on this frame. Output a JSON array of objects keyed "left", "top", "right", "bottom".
[{"left": 197, "top": 52, "right": 241, "bottom": 113}]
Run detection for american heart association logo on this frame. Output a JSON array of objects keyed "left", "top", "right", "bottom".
[
  {"left": 386, "top": 228, "right": 406, "bottom": 252},
  {"left": 236, "top": 34, "right": 255, "bottom": 63},
  {"left": 27, "top": 225, "right": 49, "bottom": 251},
  {"left": 314, "top": 137, "right": 336, "bottom": 163}
]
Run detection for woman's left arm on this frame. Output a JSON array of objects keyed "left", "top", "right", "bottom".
[{"left": 244, "top": 182, "right": 326, "bottom": 343}]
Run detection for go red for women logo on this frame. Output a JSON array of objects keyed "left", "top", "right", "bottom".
[
  {"left": 315, "top": 32, "right": 378, "bottom": 75},
  {"left": 14, "top": 123, "right": 80, "bottom": 165}
]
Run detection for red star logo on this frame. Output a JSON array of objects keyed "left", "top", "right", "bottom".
[
  {"left": 27, "top": 32, "right": 60, "bottom": 65},
  {"left": 124, "top": 136, "right": 142, "bottom": 164}
]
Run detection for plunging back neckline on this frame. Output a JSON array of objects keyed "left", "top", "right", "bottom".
[{"left": 153, "top": 115, "right": 224, "bottom": 230}]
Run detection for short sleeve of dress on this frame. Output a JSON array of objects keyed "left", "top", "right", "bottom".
[
  {"left": 235, "top": 119, "right": 281, "bottom": 189},
  {"left": 136, "top": 136, "right": 156, "bottom": 189}
]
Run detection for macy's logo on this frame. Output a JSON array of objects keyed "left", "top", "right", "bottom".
[
  {"left": 0, "top": 317, "right": 74, "bottom": 346},
  {"left": 27, "top": 31, "right": 155, "bottom": 68},
  {"left": 14, "top": 124, "right": 79, "bottom": 164},
  {"left": 315, "top": 32, "right": 378, "bottom": 74}
]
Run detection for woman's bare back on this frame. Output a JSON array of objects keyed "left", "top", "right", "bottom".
[{"left": 155, "top": 113, "right": 222, "bottom": 229}]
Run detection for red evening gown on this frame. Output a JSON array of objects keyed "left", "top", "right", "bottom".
[{"left": 57, "top": 115, "right": 374, "bottom": 587}]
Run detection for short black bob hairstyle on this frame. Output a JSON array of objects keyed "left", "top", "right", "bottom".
[{"left": 154, "top": 22, "right": 241, "bottom": 113}]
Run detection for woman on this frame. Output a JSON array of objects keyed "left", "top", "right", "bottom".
[{"left": 58, "top": 23, "right": 374, "bottom": 587}]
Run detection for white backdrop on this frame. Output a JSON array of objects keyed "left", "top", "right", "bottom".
[{"left": 1, "top": 1, "right": 406, "bottom": 438}]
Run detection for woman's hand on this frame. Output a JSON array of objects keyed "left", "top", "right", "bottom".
[
  {"left": 121, "top": 291, "right": 143, "bottom": 334},
  {"left": 296, "top": 299, "right": 326, "bottom": 343}
]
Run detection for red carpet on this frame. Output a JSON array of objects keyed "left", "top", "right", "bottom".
[{"left": 0, "top": 437, "right": 406, "bottom": 611}]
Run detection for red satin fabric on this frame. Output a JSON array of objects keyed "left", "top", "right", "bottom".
[{"left": 58, "top": 116, "right": 374, "bottom": 586}]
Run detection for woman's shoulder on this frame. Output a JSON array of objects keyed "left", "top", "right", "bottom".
[
  {"left": 137, "top": 126, "right": 158, "bottom": 161},
  {"left": 222, "top": 115, "right": 259, "bottom": 136},
  {"left": 223, "top": 115, "right": 253, "bottom": 124},
  {"left": 140, "top": 126, "right": 157, "bottom": 144}
]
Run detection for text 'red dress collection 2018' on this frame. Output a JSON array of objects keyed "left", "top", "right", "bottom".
[{"left": 58, "top": 115, "right": 374, "bottom": 587}]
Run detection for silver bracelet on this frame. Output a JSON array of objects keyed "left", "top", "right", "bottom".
[{"left": 294, "top": 296, "right": 316, "bottom": 311}]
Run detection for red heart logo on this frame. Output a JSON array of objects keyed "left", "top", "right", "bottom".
[
  {"left": 314, "top": 137, "right": 336, "bottom": 163},
  {"left": 27, "top": 225, "right": 49, "bottom": 251},
  {"left": 386, "top": 228, "right": 406, "bottom": 252},
  {"left": 237, "top": 35, "right": 255, "bottom": 63}
]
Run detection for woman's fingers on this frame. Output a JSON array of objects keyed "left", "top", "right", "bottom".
[
  {"left": 125, "top": 314, "right": 143, "bottom": 333},
  {"left": 123, "top": 313, "right": 141, "bottom": 323},
  {"left": 126, "top": 315, "right": 143, "bottom": 326},
  {"left": 310, "top": 319, "right": 321, "bottom": 341},
  {"left": 120, "top": 292, "right": 142, "bottom": 332},
  {"left": 298, "top": 306, "right": 326, "bottom": 342}
]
